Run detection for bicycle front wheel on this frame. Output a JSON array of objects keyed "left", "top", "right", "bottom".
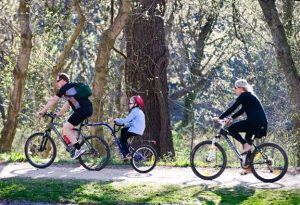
[
  {"left": 24, "top": 132, "right": 57, "bottom": 169},
  {"left": 250, "top": 143, "right": 288, "bottom": 183},
  {"left": 190, "top": 140, "right": 227, "bottom": 180},
  {"left": 78, "top": 136, "right": 110, "bottom": 171},
  {"left": 130, "top": 145, "right": 158, "bottom": 173}
]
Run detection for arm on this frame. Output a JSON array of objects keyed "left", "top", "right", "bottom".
[
  {"left": 39, "top": 95, "right": 60, "bottom": 115},
  {"left": 115, "top": 109, "right": 136, "bottom": 125},
  {"left": 232, "top": 107, "right": 245, "bottom": 119},
  {"left": 219, "top": 96, "right": 242, "bottom": 119},
  {"left": 56, "top": 101, "right": 70, "bottom": 117}
]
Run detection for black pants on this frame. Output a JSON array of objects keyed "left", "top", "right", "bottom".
[
  {"left": 120, "top": 127, "right": 136, "bottom": 155},
  {"left": 227, "top": 120, "right": 262, "bottom": 145}
]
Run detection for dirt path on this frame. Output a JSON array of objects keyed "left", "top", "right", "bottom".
[{"left": 1, "top": 162, "right": 299, "bottom": 189}]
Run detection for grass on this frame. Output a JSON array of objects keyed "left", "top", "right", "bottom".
[{"left": 0, "top": 178, "right": 299, "bottom": 204}]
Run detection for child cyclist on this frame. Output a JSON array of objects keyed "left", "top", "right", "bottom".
[{"left": 114, "top": 95, "right": 145, "bottom": 159}]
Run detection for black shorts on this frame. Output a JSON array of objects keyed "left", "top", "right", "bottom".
[{"left": 68, "top": 106, "right": 93, "bottom": 126}]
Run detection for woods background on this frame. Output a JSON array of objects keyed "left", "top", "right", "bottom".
[{"left": 0, "top": 0, "right": 300, "bottom": 166}]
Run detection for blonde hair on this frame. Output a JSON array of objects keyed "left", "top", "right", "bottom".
[{"left": 235, "top": 79, "right": 254, "bottom": 94}]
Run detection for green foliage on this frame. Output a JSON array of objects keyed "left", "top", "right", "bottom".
[
  {"left": 0, "top": 178, "right": 299, "bottom": 204},
  {"left": 0, "top": 0, "right": 299, "bottom": 163},
  {"left": 0, "top": 152, "right": 26, "bottom": 163}
]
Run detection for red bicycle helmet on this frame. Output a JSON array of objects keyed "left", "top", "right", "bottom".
[{"left": 131, "top": 95, "right": 144, "bottom": 109}]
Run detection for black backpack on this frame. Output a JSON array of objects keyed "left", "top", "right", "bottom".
[{"left": 74, "top": 83, "right": 92, "bottom": 98}]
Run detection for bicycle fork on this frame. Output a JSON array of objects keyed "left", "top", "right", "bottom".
[
  {"left": 207, "top": 137, "right": 218, "bottom": 162},
  {"left": 39, "top": 132, "right": 49, "bottom": 152}
]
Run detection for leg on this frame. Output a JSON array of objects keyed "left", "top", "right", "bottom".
[
  {"left": 120, "top": 128, "right": 130, "bottom": 155},
  {"left": 228, "top": 121, "right": 254, "bottom": 153},
  {"left": 66, "top": 107, "right": 93, "bottom": 148},
  {"left": 227, "top": 122, "right": 248, "bottom": 145},
  {"left": 62, "top": 122, "right": 77, "bottom": 144},
  {"left": 65, "top": 108, "right": 92, "bottom": 159},
  {"left": 242, "top": 132, "right": 254, "bottom": 153}
]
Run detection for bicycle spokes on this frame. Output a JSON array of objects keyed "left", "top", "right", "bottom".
[
  {"left": 251, "top": 143, "right": 288, "bottom": 182},
  {"left": 131, "top": 145, "right": 157, "bottom": 173},
  {"left": 78, "top": 136, "right": 110, "bottom": 171},
  {"left": 24, "top": 133, "right": 56, "bottom": 168},
  {"left": 190, "top": 141, "right": 227, "bottom": 180}
]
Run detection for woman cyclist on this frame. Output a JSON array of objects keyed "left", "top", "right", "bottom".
[
  {"left": 213, "top": 79, "right": 268, "bottom": 173},
  {"left": 114, "top": 95, "right": 145, "bottom": 159}
]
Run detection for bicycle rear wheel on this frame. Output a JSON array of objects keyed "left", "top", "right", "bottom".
[
  {"left": 250, "top": 143, "right": 288, "bottom": 183},
  {"left": 24, "top": 132, "right": 56, "bottom": 169},
  {"left": 190, "top": 140, "right": 227, "bottom": 180},
  {"left": 78, "top": 136, "right": 110, "bottom": 171},
  {"left": 130, "top": 145, "right": 157, "bottom": 173}
]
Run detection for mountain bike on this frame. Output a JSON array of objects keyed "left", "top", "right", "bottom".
[
  {"left": 190, "top": 119, "right": 288, "bottom": 183},
  {"left": 24, "top": 112, "right": 110, "bottom": 170},
  {"left": 86, "top": 122, "right": 158, "bottom": 173}
]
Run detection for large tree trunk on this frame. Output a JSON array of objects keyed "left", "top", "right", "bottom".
[
  {"left": 0, "top": 0, "right": 32, "bottom": 152},
  {"left": 258, "top": 0, "right": 300, "bottom": 165},
  {"left": 91, "top": 0, "right": 131, "bottom": 131},
  {"left": 125, "top": 1, "right": 174, "bottom": 156}
]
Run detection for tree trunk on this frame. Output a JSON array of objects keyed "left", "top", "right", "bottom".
[
  {"left": 258, "top": 0, "right": 300, "bottom": 165},
  {"left": 125, "top": 1, "right": 174, "bottom": 156},
  {"left": 0, "top": 48, "right": 5, "bottom": 123},
  {"left": 91, "top": 0, "right": 131, "bottom": 133},
  {"left": 0, "top": 0, "right": 32, "bottom": 152}
]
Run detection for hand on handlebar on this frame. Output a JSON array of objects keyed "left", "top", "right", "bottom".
[
  {"left": 55, "top": 112, "right": 63, "bottom": 118},
  {"left": 224, "top": 117, "right": 233, "bottom": 126},
  {"left": 113, "top": 120, "right": 124, "bottom": 126},
  {"left": 212, "top": 116, "right": 232, "bottom": 126},
  {"left": 38, "top": 111, "right": 46, "bottom": 118},
  {"left": 212, "top": 117, "right": 220, "bottom": 123}
]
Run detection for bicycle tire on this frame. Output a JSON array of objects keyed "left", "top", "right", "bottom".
[
  {"left": 78, "top": 136, "right": 110, "bottom": 171},
  {"left": 190, "top": 140, "right": 227, "bottom": 180},
  {"left": 250, "top": 142, "right": 288, "bottom": 183},
  {"left": 130, "top": 145, "right": 158, "bottom": 173},
  {"left": 24, "top": 132, "right": 57, "bottom": 169}
]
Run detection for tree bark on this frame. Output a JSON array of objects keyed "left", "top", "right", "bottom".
[
  {"left": 258, "top": 0, "right": 300, "bottom": 165},
  {"left": 0, "top": 48, "right": 5, "bottom": 123},
  {"left": 51, "top": 0, "right": 85, "bottom": 92},
  {"left": 91, "top": 0, "right": 131, "bottom": 131},
  {"left": 0, "top": 0, "right": 32, "bottom": 152},
  {"left": 125, "top": 1, "right": 174, "bottom": 156}
]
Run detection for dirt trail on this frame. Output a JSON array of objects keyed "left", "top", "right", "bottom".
[{"left": 1, "top": 162, "right": 299, "bottom": 189}]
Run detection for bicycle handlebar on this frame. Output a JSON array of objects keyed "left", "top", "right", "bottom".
[
  {"left": 43, "top": 112, "right": 57, "bottom": 119},
  {"left": 113, "top": 122, "right": 124, "bottom": 133},
  {"left": 214, "top": 119, "right": 226, "bottom": 128}
]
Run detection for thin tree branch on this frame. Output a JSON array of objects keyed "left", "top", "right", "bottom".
[{"left": 51, "top": 0, "right": 86, "bottom": 90}]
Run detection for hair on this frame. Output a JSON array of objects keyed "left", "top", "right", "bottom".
[
  {"left": 57, "top": 73, "right": 70, "bottom": 83},
  {"left": 234, "top": 79, "right": 254, "bottom": 94}
]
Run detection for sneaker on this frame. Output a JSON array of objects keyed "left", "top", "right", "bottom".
[
  {"left": 240, "top": 167, "right": 252, "bottom": 175},
  {"left": 71, "top": 147, "right": 85, "bottom": 159}
]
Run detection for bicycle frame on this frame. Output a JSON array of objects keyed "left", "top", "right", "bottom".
[
  {"left": 44, "top": 120, "right": 71, "bottom": 150},
  {"left": 213, "top": 121, "right": 258, "bottom": 162},
  {"left": 43, "top": 114, "right": 85, "bottom": 152},
  {"left": 84, "top": 122, "right": 127, "bottom": 158}
]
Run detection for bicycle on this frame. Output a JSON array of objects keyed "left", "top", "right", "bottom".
[
  {"left": 190, "top": 119, "right": 288, "bottom": 183},
  {"left": 24, "top": 112, "right": 110, "bottom": 171},
  {"left": 86, "top": 122, "right": 158, "bottom": 173}
]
